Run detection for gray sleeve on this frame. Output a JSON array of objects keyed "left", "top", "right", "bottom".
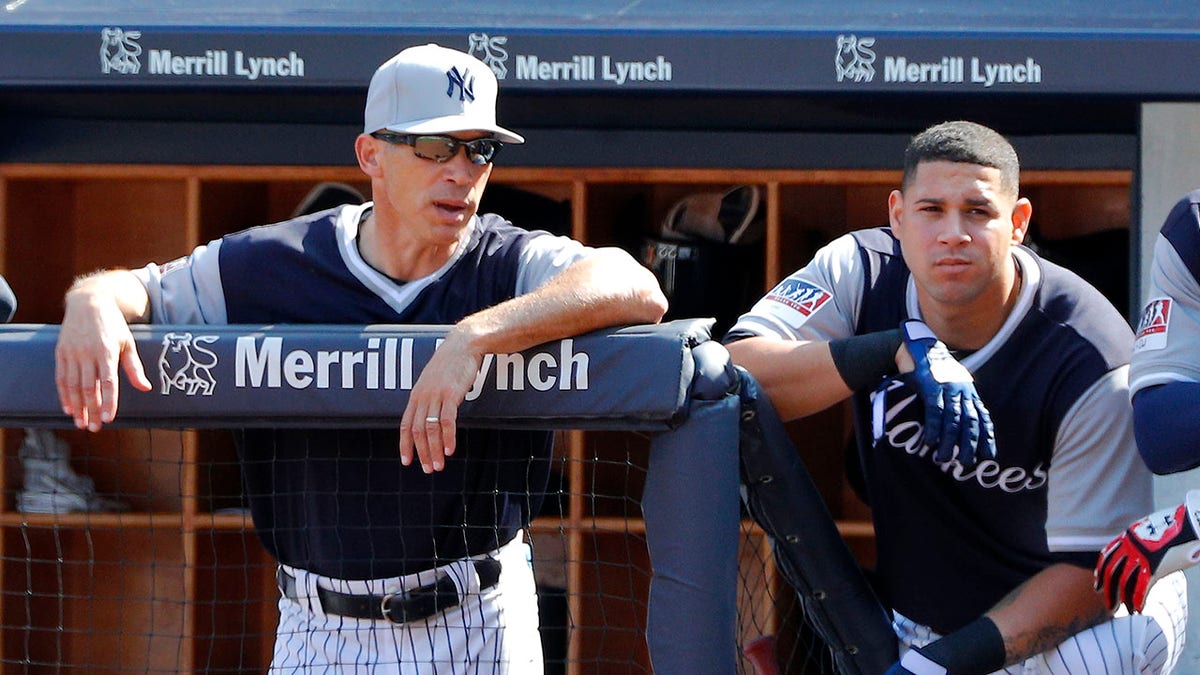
[
  {"left": 514, "top": 234, "right": 593, "bottom": 295},
  {"left": 727, "top": 233, "right": 864, "bottom": 342},
  {"left": 1129, "top": 234, "right": 1200, "bottom": 394},
  {"left": 1045, "top": 365, "right": 1153, "bottom": 551},
  {"left": 132, "top": 239, "right": 228, "bottom": 325}
]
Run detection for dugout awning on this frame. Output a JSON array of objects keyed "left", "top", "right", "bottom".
[{"left": 4, "top": 0, "right": 1200, "bottom": 96}]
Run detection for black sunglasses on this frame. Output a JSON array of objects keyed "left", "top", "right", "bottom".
[{"left": 370, "top": 132, "right": 502, "bottom": 165}]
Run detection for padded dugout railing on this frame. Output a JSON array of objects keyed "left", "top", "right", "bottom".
[{"left": 0, "top": 319, "right": 743, "bottom": 673}]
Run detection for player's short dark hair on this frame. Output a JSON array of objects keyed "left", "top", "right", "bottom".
[{"left": 902, "top": 121, "right": 1020, "bottom": 199}]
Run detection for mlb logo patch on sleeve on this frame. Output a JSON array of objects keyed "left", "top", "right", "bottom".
[
  {"left": 763, "top": 278, "right": 833, "bottom": 322},
  {"left": 1134, "top": 297, "right": 1171, "bottom": 352}
]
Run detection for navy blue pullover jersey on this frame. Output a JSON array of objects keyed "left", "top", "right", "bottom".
[
  {"left": 850, "top": 229, "right": 1137, "bottom": 632},
  {"left": 730, "top": 227, "right": 1150, "bottom": 634},
  {"left": 137, "top": 204, "right": 589, "bottom": 579}
]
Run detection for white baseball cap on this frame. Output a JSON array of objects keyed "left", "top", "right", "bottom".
[{"left": 363, "top": 43, "right": 524, "bottom": 144}]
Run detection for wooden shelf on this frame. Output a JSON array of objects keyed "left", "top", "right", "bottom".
[{"left": 0, "top": 512, "right": 182, "bottom": 529}]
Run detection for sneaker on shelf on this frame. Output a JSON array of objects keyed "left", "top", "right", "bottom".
[
  {"left": 19, "top": 428, "right": 71, "bottom": 462},
  {"left": 16, "top": 431, "right": 130, "bottom": 514}
]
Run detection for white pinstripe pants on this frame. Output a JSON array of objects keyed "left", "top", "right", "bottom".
[
  {"left": 893, "top": 571, "right": 1188, "bottom": 674},
  {"left": 268, "top": 535, "right": 542, "bottom": 674}
]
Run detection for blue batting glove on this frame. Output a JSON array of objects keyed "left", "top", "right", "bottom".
[
  {"left": 885, "top": 662, "right": 914, "bottom": 674},
  {"left": 901, "top": 319, "right": 996, "bottom": 467}
]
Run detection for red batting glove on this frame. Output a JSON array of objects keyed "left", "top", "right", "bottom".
[{"left": 1095, "top": 490, "right": 1200, "bottom": 613}]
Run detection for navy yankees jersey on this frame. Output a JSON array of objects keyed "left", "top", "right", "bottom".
[
  {"left": 135, "top": 203, "right": 591, "bottom": 579},
  {"left": 729, "top": 227, "right": 1151, "bottom": 634},
  {"left": 1130, "top": 189, "right": 1200, "bottom": 395}
]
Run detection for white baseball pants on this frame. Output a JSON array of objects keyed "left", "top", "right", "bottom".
[
  {"left": 893, "top": 571, "right": 1188, "bottom": 674},
  {"left": 269, "top": 535, "right": 542, "bottom": 674}
]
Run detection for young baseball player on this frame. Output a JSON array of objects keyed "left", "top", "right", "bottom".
[
  {"left": 1095, "top": 189, "right": 1200, "bottom": 617},
  {"left": 53, "top": 44, "right": 666, "bottom": 673},
  {"left": 725, "top": 121, "right": 1186, "bottom": 674}
]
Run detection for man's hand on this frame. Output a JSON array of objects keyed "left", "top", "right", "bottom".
[
  {"left": 55, "top": 278, "right": 152, "bottom": 431},
  {"left": 900, "top": 319, "right": 996, "bottom": 467},
  {"left": 1095, "top": 491, "right": 1200, "bottom": 613},
  {"left": 398, "top": 329, "right": 482, "bottom": 473}
]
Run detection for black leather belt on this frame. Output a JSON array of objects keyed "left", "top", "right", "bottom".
[{"left": 278, "top": 558, "right": 502, "bottom": 624}]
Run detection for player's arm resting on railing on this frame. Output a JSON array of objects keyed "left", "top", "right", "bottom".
[
  {"left": 724, "top": 233, "right": 905, "bottom": 421},
  {"left": 723, "top": 335, "right": 886, "bottom": 421},
  {"left": 55, "top": 270, "right": 154, "bottom": 432},
  {"left": 728, "top": 320, "right": 995, "bottom": 467},
  {"left": 402, "top": 247, "right": 668, "bottom": 473}
]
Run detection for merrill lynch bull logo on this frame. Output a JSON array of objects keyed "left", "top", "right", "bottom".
[
  {"left": 468, "top": 32, "right": 509, "bottom": 79},
  {"left": 159, "top": 332, "right": 218, "bottom": 396},
  {"left": 100, "top": 27, "right": 143, "bottom": 75},
  {"left": 835, "top": 34, "right": 876, "bottom": 83}
]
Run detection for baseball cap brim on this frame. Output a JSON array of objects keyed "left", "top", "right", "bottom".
[{"left": 382, "top": 116, "right": 525, "bottom": 144}]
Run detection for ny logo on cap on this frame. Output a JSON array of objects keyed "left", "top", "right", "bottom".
[{"left": 446, "top": 66, "right": 475, "bottom": 102}]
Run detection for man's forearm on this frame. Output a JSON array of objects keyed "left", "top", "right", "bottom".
[
  {"left": 987, "top": 563, "right": 1111, "bottom": 665},
  {"left": 724, "top": 337, "right": 852, "bottom": 420},
  {"left": 397, "top": 249, "right": 666, "bottom": 472},
  {"left": 900, "top": 563, "right": 1109, "bottom": 674},
  {"left": 450, "top": 249, "right": 666, "bottom": 357},
  {"left": 57, "top": 268, "right": 154, "bottom": 431},
  {"left": 65, "top": 270, "right": 151, "bottom": 324}
]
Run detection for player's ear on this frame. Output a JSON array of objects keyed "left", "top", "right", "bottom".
[
  {"left": 1011, "top": 197, "right": 1032, "bottom": 244},
  {"left": 887, "top": 190, "right": 905, "bottom": 231},
  {"left": 355, "top": 134, "right": 384, "bottom": 179}
]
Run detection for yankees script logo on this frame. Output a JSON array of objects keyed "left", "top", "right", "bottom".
[
  {"left": 870, "top": 379, "right": 1047, "bottom": 492},
  {"left": 835, "top": 34, "right": 876, "bottom": 83},
  {"left": 159, "top": 332, "right": 219, "bottom": 396},
  {"left": 468, "top": 33, "right": 509, "bottom": 79}
]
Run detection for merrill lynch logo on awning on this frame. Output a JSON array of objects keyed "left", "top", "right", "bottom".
[
  {"left": 158, "top": 333, "right": 591, "bottom": 402},
  {"left": 466, "top": 32, "right": 673, "bottom": 85},
  {"left": 835, "top": 34, "right": 1043, "bottom": 88},
  {"left": 99, "top": 28, "right": 306, "bottom": 80}
]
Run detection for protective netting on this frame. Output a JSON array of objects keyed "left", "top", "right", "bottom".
[{"left": 0, "top": 425, "right": 841, "bottom": 674}]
